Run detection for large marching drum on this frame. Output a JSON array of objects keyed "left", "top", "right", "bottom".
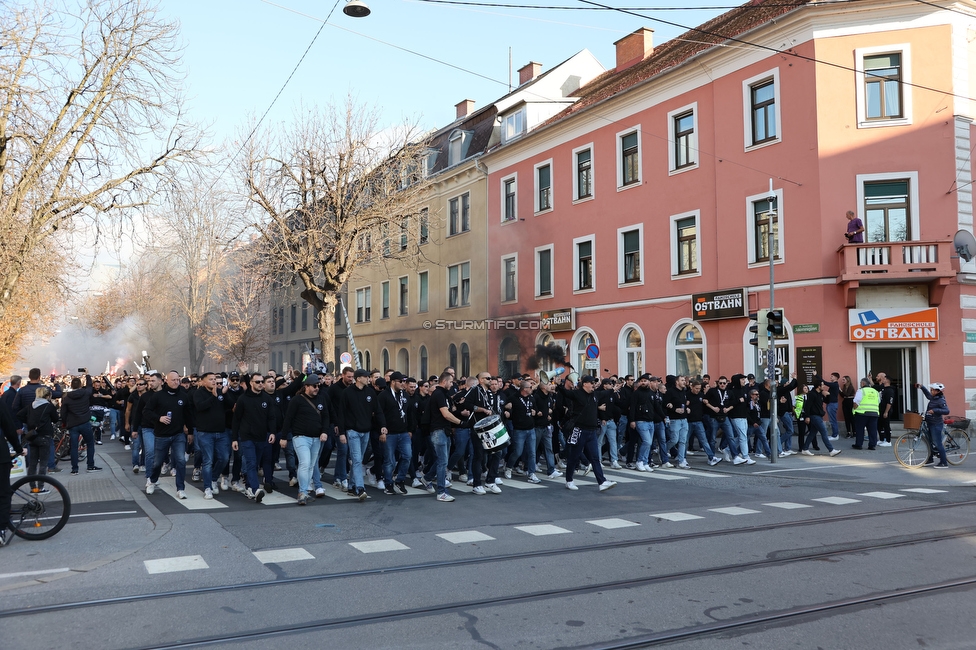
[{"left": 474, "top": 415, "right": 510, "bottom": 451}]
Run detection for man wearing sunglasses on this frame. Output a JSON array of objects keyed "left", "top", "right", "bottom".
[{"left": 231, "top": 374, "right": 277, "bottom": 503}]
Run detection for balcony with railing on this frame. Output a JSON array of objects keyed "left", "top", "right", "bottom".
[{"left": 836, "top": 240, "right": 955, "bottom": 307}]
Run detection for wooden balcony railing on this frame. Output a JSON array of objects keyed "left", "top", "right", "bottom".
[{"left": 836, "top": 240, "right": 955, "bottom": 307}]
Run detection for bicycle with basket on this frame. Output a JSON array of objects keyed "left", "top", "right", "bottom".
[{"left": 893, "top": 410, "right": 971, "bottom": 468}]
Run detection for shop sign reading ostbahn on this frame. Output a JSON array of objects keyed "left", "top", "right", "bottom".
[
  {"left": 848, "top": 308, "right": 939, "bottom": 341},
  {"left": 692, "top": 288, "right": 747, "bottom": 321}
]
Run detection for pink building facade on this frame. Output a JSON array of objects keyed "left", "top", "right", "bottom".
[{"left": 483, "top": 0, "right": 976, "bottom": 420}]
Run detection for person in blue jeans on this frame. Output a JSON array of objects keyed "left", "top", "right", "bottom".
[
  {"left": 339, "top": 369, "right": 387, "bottom": 500},
  {"left": 422, "top": 372, "right": 462, "bottom": 501},
  {"left": 919, "top": 382, "right": 949, "bottom": 467},
  {"left": 59, "top": 375, "right": 101, "bottom": 474}
]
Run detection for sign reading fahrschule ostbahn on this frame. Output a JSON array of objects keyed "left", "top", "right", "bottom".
[
  {"left": 692, "top": 288, "right": 747, "bottom": 321},
  {"left": 848, "top": 308, "right": 939, "bottom": 341}
]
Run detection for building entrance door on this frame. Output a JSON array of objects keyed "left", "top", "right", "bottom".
[{"left": 867, "top": 346, "right": 918, "bottom": 420}]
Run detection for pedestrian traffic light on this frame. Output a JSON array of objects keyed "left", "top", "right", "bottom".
[
  {"left": 767, "top": 308, "right": 785, "bottom": 337},
  {"left": 749, "top": 309, "right": 769, "bottom": 349}
]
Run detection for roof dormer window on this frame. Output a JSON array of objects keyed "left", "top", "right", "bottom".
[{"left": 502, "top": 108, "right": 526, "bottom": 143}]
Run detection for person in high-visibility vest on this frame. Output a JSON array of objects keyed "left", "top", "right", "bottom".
[{"left": 851, "top": 377, "right": 880, "bottom": 450}]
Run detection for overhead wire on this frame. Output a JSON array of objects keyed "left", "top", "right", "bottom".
[{"left": 412, "top": 0, "right": 867, "bottom": 9}]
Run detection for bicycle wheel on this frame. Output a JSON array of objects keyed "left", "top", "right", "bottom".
[
  {"left": 894, "top": 431, "right": 930, "bottom": 468},
  {"left": 8, "top": 475, "right": 71, "bottom": 540},
  {"left": 944, "top": 430, "right": 970, "bottom": 466}
]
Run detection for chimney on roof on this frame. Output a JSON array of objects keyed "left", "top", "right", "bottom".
[
  {"left": 518, "top": 62, "right": 542, "bottom": 86},
  {"left": 614, "top": 27, "right": 654, "bottom": 72},
  {"left": 455, "top": 99, "right": 475, "bottom": 120}
]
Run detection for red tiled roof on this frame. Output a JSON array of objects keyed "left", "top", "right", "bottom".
[{"left": 541, "top": 0, "right": 815, "bottom": 127}]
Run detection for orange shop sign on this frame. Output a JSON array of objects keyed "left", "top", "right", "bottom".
[{"left": 848, "top": 308, "right": 939, "bottom": 342}]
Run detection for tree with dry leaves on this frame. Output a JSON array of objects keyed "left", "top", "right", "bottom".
[
  {"left": 0, "top": 0, "right": 199, "bottom": 326},
  {"left": 241, "top": 100, "right": 431, "bottom": 363}
]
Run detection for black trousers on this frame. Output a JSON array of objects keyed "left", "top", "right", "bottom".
[{"left": 1, "top": 459, "right": 13, "bottom": 531}]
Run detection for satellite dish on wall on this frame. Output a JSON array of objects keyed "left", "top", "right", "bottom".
[{"left": 953, "top": 229, "right": 976, "bottom": 262}]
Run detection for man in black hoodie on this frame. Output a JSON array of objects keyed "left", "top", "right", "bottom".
[
  {"left": 143, "top": 371, "right": 194, "bottom": 499},
  {"left": 557, "top": 376, "right": 616, "bottom": 492},
  {"left": 193, "top": 373, "right": 229, "bottom": 500},
  {"left": 727, "top": 374, "right": 757, "bottom": 466},
  {"left": 60, "top": 375, "right": 101, "bottom": 475},
  {"left": 232, "top": 373, "right": 277, "bottom": 503},
  {"left": 339, "top": 369, "right": 387, "bottom": 501}
]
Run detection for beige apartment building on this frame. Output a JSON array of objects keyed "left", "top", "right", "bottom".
[{"left": 346, "top": 51, "right": 606, "bottom": 379}]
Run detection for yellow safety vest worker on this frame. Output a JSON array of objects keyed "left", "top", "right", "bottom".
[{"left": 852, "top": 387, "right": 880, "bottom": 416}]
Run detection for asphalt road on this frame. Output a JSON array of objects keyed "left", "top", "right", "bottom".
[{"left": 3, "top": 437, "right": 976, "bottom": 650}]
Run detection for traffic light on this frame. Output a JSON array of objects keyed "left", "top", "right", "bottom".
[
  {"left": 749, "top": 308, "right": 769, "bottom": 349},
  {"left": 767, "top": 308, "right": 785, "bottom": 337}
]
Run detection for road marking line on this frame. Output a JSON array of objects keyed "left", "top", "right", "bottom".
[
  {"left": 708, "top": 507, "right": 762, "bottom": 516},
  {"left": 257, "top": 491, "right": 295, "bottom": 506},
  {"left": 542, "top": 475, "right": 596, "bottom": 486},
  {"left": 253, "top": 548, "right": 314, "bottom": 564},
  {"left": 763, "top": 502, "right": 813, "bottom": 509},
  {"left": 349, "top": 539, "right": 410, "bottom": 554},
  {"left": 144, "top": 555, "right": 208, "bottom": 574},
  {"left": 67, "top": 510, "right": 139, "bottom": 518},
  {"left": 0, "top": 568, "right": 71, "bottom": 580},
  {"left": 812, "top": 496, "right": 861, "bottom": 505},
  {"left": 587, "top": 518, "right": 640, "bottom": 529},
  {"left": 502, "top": 481, "right": 547, "bottom": 490},
  {"left": 436, "top": 531, "right": 495, "bottom": 544},
  {"left": 753, "top": 460, "right": 887, "bottom": 474},
  {"left": 650, "top": 512, "right": 704, "bottom": 522},
  {"left": 858, "top": 491, "right": 905, "bottom": 499},
  {"left": 901, "top": 488, "right": 948, "bottom": 494},
  {"left": 164, "top": 483, "right": 228, "bottom": 510},
  {"left": 515, "top": 524, "right": 572, "bottom": 536}
]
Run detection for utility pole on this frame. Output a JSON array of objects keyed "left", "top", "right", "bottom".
[{"left": 766, "top": 179, "right": 778, "bottom": 464}]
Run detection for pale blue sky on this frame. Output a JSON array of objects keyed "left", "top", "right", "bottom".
[{"left": 164, "top": 0, "right": 729, "bottom": 142}]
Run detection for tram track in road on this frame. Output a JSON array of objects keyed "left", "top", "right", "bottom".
[
  {"left": 102, "top": 526, "right": 976, "bottom": 649},
  {"left": 3, "top": 497, "right": 976, "bottom": 620}
]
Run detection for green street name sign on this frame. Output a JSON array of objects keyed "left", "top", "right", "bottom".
[{"left": 792, "top": 323, "right": 820, "bottom": 334}]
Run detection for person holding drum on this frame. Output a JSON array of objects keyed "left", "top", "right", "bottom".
[
  {"left": 557, "top": 376, "right": 617, "bottom": 492},
  {"left": 467, "top": 372, "right": 503, "bottom": 494}
]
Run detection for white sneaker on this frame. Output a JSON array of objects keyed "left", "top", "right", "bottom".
[
  {"left": 177, "top": 490, "right": 187, "bottom": 499},
  {"left": 211, "top": 481, "right": 220, "bottom": 495},
  {"left": 686, "top": 450, "right": 695, "bottom": 456},
  {"left": 708, "top": 457, "right": 721, "bottom": 466},
  {"left": 722, "top": 449, "right": 732, "bottom": 462},
  {"left": 801, "top": 450, "right": 814, "bottom": 456},
  {"left": 411, "top": 478, "right": 422, "bottom": 488},
  {"left": 733, "top": 456, "right": 746, "bottom": 465},
  {"left": 745, "top": 457, "right": 756, "bottom": 465},
  {"left": 124, "top": 444, "right": 131, "bottom": 450},
  {"left": 436, "top": 492, "right": 455, "bottom": 502},
  {"left": 829, "top": 449, "right": 842, "bottom": 457},
  {"left": 636, "top": 462, "right": 647, "bottom": 472},
  {"left": 289, "top": 477, "right": 298, "bottom": 487},
  {"left": 504, "top": 469, "right": 512, "bottom": 479},
  {"left": 677, "top": 461, "right": 691, "bottom": 469},
  {"left": 244, "top": 488, "right": 256, "bottom": 500},
  {"left": 220, "top": 477, "right": 230, "bottom": 491},
  {"left": 315, "top": 488, "right": 326, "bottom": 497},
  {"left": 472, "top": 485, "right": 486, "bottom": 495},
  {"left": 204, "top": 489, "right": 213, "bottom": 500},
  {"left": 565, "top": 481, "right": 579, "bottom": 491},
  {"left": 548, "top": 470, "right": 563, "bottom": 479},
  {"left": 444, "top": 478, "right": 453, "bottom": 488},
  {"left": 161, "top": 463, "right": 170, "bottom": 475},
  {"left": 527, "top": 473, "right": 541, "bottom": 484},
  {"left": 376, "top": 479, "right": 386, "bottom": 491},
  {"left": 582, "top": 464, "right": 592, "bottom": 476},
  {"left": 828, "top": 436, "right": 839, "bottom": 441},
  {"left": 494, "top": 478, "right": 503, "bottom": 485},
  {"left": 191, "top": 469, "right": 201, "bottom": 482},
  {"left": 459, "top": 473, "right": 468, "bottom": 482},
  {"left": 486, "top": 484, "right": 501, "bottom": 494},
  {"left": 366, "top": 473, "right": 377, "bottom": 487},
  {"left": 755, "top": 453, "right": 766, "bottom": 459},
  {"left": 599, "top": 480, "right": 617, "bottom": 492},
  {"left": 466, "top": 479, "right": 474, "bottom": 486},
  {"left": 111, "top": 434, "right": 117, "bottom": 440},
  {"left": 557, "top": 460, "right": 566, "bottom": 469},
  {"left": 661, "top": 462, "right": 674, "bottom": 469},
  {"left": 878, "top": 441, "right": 892, "bottom": 447},
  {"left": 146, "top": 482, "right": 156, "bottom": 495},
  {"left": 610, "top": 462, "right": 622, "bottom": 469}
]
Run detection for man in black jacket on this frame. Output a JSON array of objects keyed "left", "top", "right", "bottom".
[
  {"left": 232, "top": 373, "right": 277, "bottom": 502},
  {"left": 558, "top": 376, "right": 616, "bottom": 492},
  {"left": 143, "top": 371, "right": 194, "bottom": 499},
  {"left": 629, "top": 375, "right": 663, "bottom": 472},
  {"left": 1, "top": 399, "right": 25, "bottom": 547},
  {"left": 503, "top": 380, "right": 541, "bottom": 484},
  {"left": 282, "top": 376, "right": 331, "bottom": 504},
  {"left": 327, "top": 367, "right": 354, "bottom": 490},
  {"left": 60, "top": 375, "right": 101, "bottom": 475},
  {"left": 378, "top": 372, "right": 413, "bottom": 495},
  {"left": 704, "top": 376, "right": 741, "bottom": 463},
  {"left": 193, "top": 373, "right": 229, "bottom": 500},
  {"left": 339, "top": 369, "right": 387, "bottom": 501}
]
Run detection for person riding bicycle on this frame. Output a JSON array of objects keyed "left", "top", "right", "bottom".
[
  {"left": 1, "top": 399, "right": 26, "bottom": 547},
  {"left": 917, "top": 382, "right": 950, "bottom": 468}
]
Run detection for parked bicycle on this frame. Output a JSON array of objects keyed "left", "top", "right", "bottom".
[
  {"left": 7, "top": 474, "right": 72, "bottom": 540},
  {"left": 893, "top": 414, "right": 971, "bottom": 468},
  {"left": 53, "top": 425, "right": 86, "bottom": 462}
]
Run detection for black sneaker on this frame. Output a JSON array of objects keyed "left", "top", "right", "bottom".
[
  {"left": 87, "top": 466, "right": 103, "bottom": 473},
  {"left": 70, "top": 470, "right": 79, "bottom": 475},
  {"left": 383, "top": 486, "right": 395, "bottom": 495},
  {"left": 357, "top": 489, "right": 368, "bottom": 501},
  {"left": 935, "top": 463, "right": 948, "bottom": 468},
  {"left": 0, "top": 529, "right": 10, "bottom": 547},
  {"left": 395, "top": 482, "right": 408, "bottom": 495},
  {"left": 264, "top": 482, "right": 275, "bottom": 494}
]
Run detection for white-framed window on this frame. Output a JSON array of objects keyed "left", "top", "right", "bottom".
[
  {"left": 855, "top": 44, "right": 911, "bottom": 128},
  {"left": 669, "top": 210, "right": 700, "bottom": 278},
  {"left": 616, "top": 126, "right": 641, "bottom": 189},
  {"left": 501, "top": 174, "right": 517, "bottom": 222},
  {"left": 745, "top": 187, "right": 785, "bottom": 267},
  {"left": 667, "top": 102, "right": 698, "bottom": 173},
  {"left": 534, "top": 159, "right": 553, "bottom": 213},
  {"left": 502, "top": 108, "right": 526, "bottom": 143},
  {"left": 742, "top": 68, "right": 781, "bottom": 150},
  {"left": 381, "top": 281, "right": 390, "bottom": 319},
  {"left": 617, "top": 224, "right": 643, "bottom": 286},
  {"left": 535, "top": 244, "right": 554, "bottom": 299},
  {"left": 398, "top": 276, "right": 408, "bottom": 316},
  {"left": 618, "top": 324, "right": 644, "bottom": 377},
  {"left": 449, "top": 193, "right": 471, "bottom": 236},
  {"left": 856, "top": 171, "right": 920, "bottom": 242},
  {"left": 448, "top": 130, "right": 465, "bottom": 166},
  {"left": 572, "top": 143, "right": 594, "bottom": 202},
  {"left": 448, "top": 261, "right": 471, "bottom": 308},
  {"left": 668, "top": 320, "right": 706, "bottom": 377},
  {"left": 501, "top": 253, "right": 518, "bottom": 303},
  {"left": 419, "top": 208, "right": 429, "bottom": 245},
  {"left": 571, "top": 328, "right": 599, "bottom": 377},
  {"left": 418, "top": 270, "right": 429, "bottom": 313},
  {"left": 573, "top": 235, "right": 595, "bottom": 292},
  {"left": 355, "top": 286, "right": 371, "bottom": 323}
]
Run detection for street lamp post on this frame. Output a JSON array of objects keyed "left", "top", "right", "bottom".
[{"left": 766, "top": 179, "right": 778, "bottom": 464}]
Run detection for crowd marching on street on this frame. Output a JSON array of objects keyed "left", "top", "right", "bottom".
[{"left": 1, "top": 361, "right": 952, "bottom": 543}]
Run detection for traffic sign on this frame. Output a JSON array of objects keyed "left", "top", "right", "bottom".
[
  {"left": 339, "top": 352, "right": 352, "bottom": 364},
  {"left": 585, "top": 344, "right": 600, "bottom": 359},
  {"left": 584, "top": 360, "right": 599, "bottom": 370}
]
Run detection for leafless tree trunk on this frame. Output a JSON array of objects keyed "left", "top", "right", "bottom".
[
  {"left": 241, "top": 99, "right": 432, "bottom": 361},
  {"left": 0, "top": 0, "right": 199, "bottom": 328}
]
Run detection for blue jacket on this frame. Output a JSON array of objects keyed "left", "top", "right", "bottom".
[{"left": 919, "top": 386, "right": 949, "bottom": 424}]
